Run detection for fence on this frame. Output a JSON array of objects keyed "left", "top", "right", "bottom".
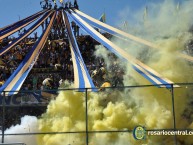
[
  {"left": 0, "top": 143, "right": 26, "bottom": 145},
  {"left": 0, "top": 83, "right": 193, "bottom": 145}
]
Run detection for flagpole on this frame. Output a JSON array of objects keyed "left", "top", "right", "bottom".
[
  {"left": 143, "top": 6, "right": 148, "bottom": 25},
  {"left": 104, "top": 8, "right": 106, "bottom": 22}
]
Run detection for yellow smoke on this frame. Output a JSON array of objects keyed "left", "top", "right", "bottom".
[
  {"left": 38, "top": 0, "right": 193, "bottom": 145},
  {"left": 37, "top": 86, "right": 188, "bottom": 145},
  {"left": 37, "top": 90, "right": 87, "bottom": 145}
]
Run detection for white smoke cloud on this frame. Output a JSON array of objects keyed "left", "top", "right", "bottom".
[{"left": 0, "top": 116, "right": 38, "bottom": 145}]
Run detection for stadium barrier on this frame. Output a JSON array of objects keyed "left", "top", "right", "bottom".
[
  {"left": 0, "top": 83, "right": 193, "bottom": 145},
  {"left": 0, "top": 143, "right": 26, "bottom": 145}
]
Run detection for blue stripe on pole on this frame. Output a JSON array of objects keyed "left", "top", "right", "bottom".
[
  {"left": 0, "top": 10, "right": 47, "bottom": 39},
  {"left": 68, "top": 12, "right": 125, "bottom": 60},
  {"left": 136, "top": 64, "right": 171, "bottom": 88},
  {"left": 8, "top": 67, "right": 31, "bottom": 96},
  {"left": 133, "top": 64, "right": 171, "bottom": 88},
  {"left": 73, "top": 45, "right": 86, "bottom": 90},
  {"left": 70, "top": 34, "right": 96, "bottom": 90},
  {"left": 0, "top": 9, "right": 47, "bottom": 34},
  {"left": 68, "top": 11, "right": 173, "bottom": 88},
  {"left": 74, "top": 11, "right": 121, "bottom": 37},
  {"left": 0, "top": 11, "right": 51, "bottom": 55},
  {"left": 82, "top": 18, "right": 117, "bottom": 35},
  {"left": 132, "top": 64, "right": 158, "bottom": 85},
  {"left": 0, "top": 12, "right": 56, "bottom": 96},
  {"left": 0, "top": 30, "right": 43, "bottom": 94},
  {"left": 63, "top": 11, "right": 96, "bottom": 91}
]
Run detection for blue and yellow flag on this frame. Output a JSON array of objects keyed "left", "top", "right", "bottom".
[{"left": 99, "top": 13, "right": 106, "bottom": 23}]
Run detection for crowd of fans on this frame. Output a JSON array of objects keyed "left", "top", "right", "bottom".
[
  {"left": 0, "top": 32, "right": 125, "bottom": 92},
  {"left": 1, "top": 29, "right": 193, "bottom": 92},
  {"left": 0, "top": 32, "right": 126, "bottom": 129},
  {"left": 0, "top": 0, "right": 127, "bottom": 93}
]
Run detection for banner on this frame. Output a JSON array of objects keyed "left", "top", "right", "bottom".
[
  {"left": 0, "top": 12, "right": 56, "bottom": 96},
  {"left": 62, "top": 11, "right": 96, "bottom": 91},
  {"left": 68, "top": 10, "right": 178, "bottom": 88}
]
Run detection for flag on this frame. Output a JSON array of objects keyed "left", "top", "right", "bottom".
[
  {"left": 143, "top": 6, "right": 148, "bottom": 21},
  {"left": 176, "top": 2, "right": 180, "bottom": 11},
  {"left": 123, "top": 21, "right": 128, "bottom": 31},
  {"left": 143, "top": 6, "right": 148, "bottom": 27},
  {"left": 99, "top": 13, "right": 106, "bottom": 23}
]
